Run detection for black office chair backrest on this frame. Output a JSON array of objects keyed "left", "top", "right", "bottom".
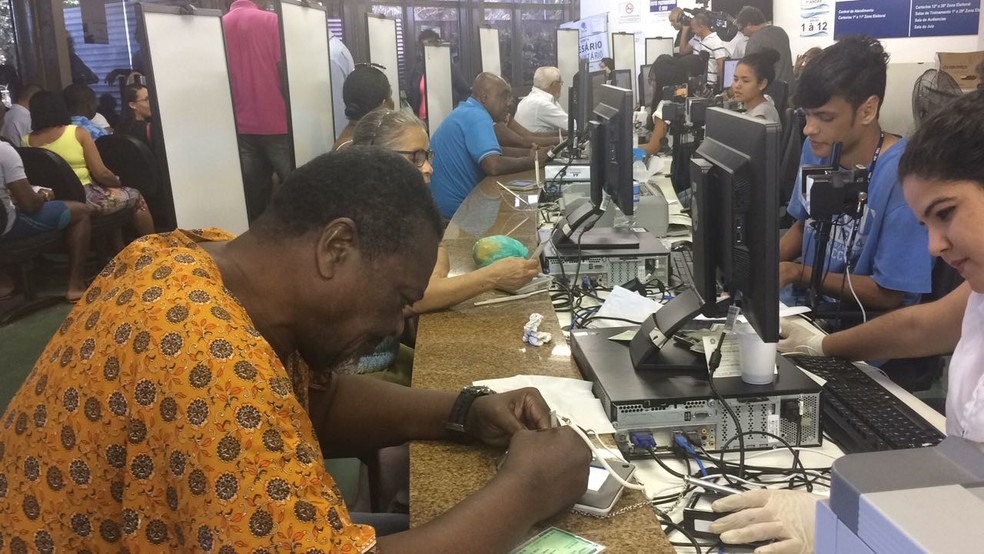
[
  {"left": 766, "top": 79, "right": 789, "bottom": 116},
  {"left": 96, "top": 133, "right": 160, "bottom": 197},
  {"left": 15, "top": 146, "right": 86, "bottom": 203}
]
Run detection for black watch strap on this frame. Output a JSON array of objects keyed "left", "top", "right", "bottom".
[{"left": 445, "top": 385, "right": 494, "bottom": 434}]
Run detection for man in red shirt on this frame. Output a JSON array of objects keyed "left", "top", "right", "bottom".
[{"left": 223, "top": 0, "right": 292, "bottom": 223}]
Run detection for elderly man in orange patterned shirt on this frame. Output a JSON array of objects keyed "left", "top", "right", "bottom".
[{"left": 0, "top": 147, "right": 591, "bottom": 552}]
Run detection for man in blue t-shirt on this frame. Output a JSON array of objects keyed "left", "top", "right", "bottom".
[
  {"left": 780, "top": 36, "right": 933, "bottom": 314},
  {"left": 430, "top": 73, "right": 547, "bottom": 218}
]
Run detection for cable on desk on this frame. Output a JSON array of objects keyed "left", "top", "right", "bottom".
[
  {"left": 713, "top": 431, "right": 814, "bottom": 493},
  {"left": 660, "top": 518, "right": 703, "bottom": 554}
]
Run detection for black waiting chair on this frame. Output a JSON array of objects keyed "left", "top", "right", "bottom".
[
  {"left": 765, "top": 79, "right": 789, "bottom": 116},
  {"left": 0, "top": 206, "right": 67, "bottom": 326},
  {"left": 96, "top": 133, "right": 173, "bottom": 230},
  {"left": 16, "top": 146, "right": 132, "bottom": 263}
]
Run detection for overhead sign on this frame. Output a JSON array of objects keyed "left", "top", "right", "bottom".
[
  {"left": 835, "top": 0, "right": 981, "bottom": 38},
  {"left": 650, "top": 0, "right": 678, "bottom": 12},
  {"left": 562, "top": 13, "right": 610, "bottom": 71}
]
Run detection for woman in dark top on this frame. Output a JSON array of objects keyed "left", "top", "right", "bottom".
[{"left": 116, "top": 84, "right": 153, "bottom": 149}]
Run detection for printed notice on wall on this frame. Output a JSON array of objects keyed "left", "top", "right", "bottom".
[
  {"left": 834, "top": 0, "right": 981, "bottom": 39},
  {"left": 561, "top": 13, "right": 610, "bottom": 72},
  {"left": 801, "top": 0, "right": 833, "bottom": 37},
  {"left": 619, "top": 1, "right": 643, "bottom": 24},
  {"left": 650, "top": 0, "right": 678, "bottom": 12}
]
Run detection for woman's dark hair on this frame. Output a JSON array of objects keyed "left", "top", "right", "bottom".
[
  {"left": 28, "top": 90, "right": 71, "bottom": 131},
  {"left": 646, "top": 55, "right": 687, "bottom": 130},
  {"left": 898, "top": 90, "right": 984, "bottom": 187},
  {"left": 62, "top": 83, "right": 97, "bottom": 116},
  {"left": 418, "top": 29, "right": 440, "bottom": 45},
  {"left": 600, "top": 58, "right": 615, "bottom": 71},
  {"left": 116, "top": 84, "right": 148, "bottom": 135},
  {"left": 342, "top": 65, "right": 392, "bottom": 121},
  {"left": 739, "top": 48, "right": 779, "bottom": 87},
  {"left": 797, "top": 35, "right": 889, "bottom": 114},
  {"left": 254, "top": 146, "right": 443, "bottom": 258},
  {"left": 677, "top": 54, "right": 706, "bottom": 79}
]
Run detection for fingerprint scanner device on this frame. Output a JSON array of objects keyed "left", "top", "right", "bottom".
[
  {"left": 816, "top": 436, "right": 984, "bottom": 553},
  {"left": 540, "top": 232, "right": 670, "bottom": 289},
  {"left": 570, "top": 326, "right": 822, "bottom": 459},
  {"left": 574, "top": 459, "right": 637, "bottom": 516}
]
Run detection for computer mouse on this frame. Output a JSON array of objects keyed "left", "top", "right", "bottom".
[{"left": 671, "top": 240, "right": 693, "bottom": 252}]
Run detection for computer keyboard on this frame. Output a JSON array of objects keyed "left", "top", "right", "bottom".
[
  {"left": 671, "top": 250, "right": 695, "bottom": 290},
  {"left": 787, "top": 355, "right": 945, "bottom": 453}
]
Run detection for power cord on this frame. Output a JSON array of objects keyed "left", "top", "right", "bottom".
[{"left": 553, "top": 411, "right": 646, "bottom": 492}]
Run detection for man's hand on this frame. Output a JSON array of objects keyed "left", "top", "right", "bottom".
[
  {"left": 780, "top": 261, "right": 805, "bottom": 288},
  {"left": 488, "top": 257, "right": 540, "bottom": 291},
  {"left": 710, "top": 489, "right": 819, "bottom": 554},
  {"left": 529, "top": 144, "right": 550, "bottom": 164},
  {"left": 466, "top": 387, "right": 552, "bottom": 447},
  {"left": 496, "top": 427, "right": 592, "bottom": 521}
]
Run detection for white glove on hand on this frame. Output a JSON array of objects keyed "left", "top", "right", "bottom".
[
  {"left": 710, "top": 489, "right": 819, "bottom": 554},
  {"left": 778, "top": 317, "right": 825, "bottom": 356}
]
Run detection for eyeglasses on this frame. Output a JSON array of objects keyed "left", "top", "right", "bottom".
[
  {"left": 395, "top": 149, "right": 435, "bottom": 167},
  {"left": 134, "top": 98, "right": 150, "bottom": 104},
  {"left": 355, "top": 62, "right": 387, "bottom": 71}
]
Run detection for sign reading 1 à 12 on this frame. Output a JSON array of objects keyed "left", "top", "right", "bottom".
[{"left": 835, "top": 0, "right": 981, "bottom": 38}]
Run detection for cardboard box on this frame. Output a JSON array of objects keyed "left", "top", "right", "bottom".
[{"left": 937, "top": 51, "right": 984, "bottom": 91}]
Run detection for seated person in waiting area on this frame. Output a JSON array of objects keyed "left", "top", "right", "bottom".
[
  {"left": 24, "top": 90, "right": 155, "bottom": 238},
  {"left": 514, "top": 66, "right": 569, "bottom": 134},
  {"left": 333, "top": 64, "right": 393, "bottom": 151},
  {"left": 0, "top": 141, "right": 92, "bottom": 302},
  {"left": 63, "top": 83, "right": 110, "bottom": 140},
  {"left": 351, "top": 108, "right": 540, "bottom": 382},
  {"left": 710, "top": 88, "right": 984, "bottom": 554},
  {"left": 429, "top": 72, "right": 548, "bottom": 219},
  {"left": 0, "top": 147, "right": 591, "bottom": 552},
  {"left": 780, "top": 36, "right": 933, "bottom": 314}
]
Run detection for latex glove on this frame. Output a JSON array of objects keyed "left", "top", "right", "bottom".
[
  {"left": 778, "top": 317, "right": 825, "bottom": 356},
  {"left": 710, "top": 489, "right": 820, "bottom": 554}
]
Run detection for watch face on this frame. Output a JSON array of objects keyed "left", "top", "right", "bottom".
[{"left": 464, "top": 385, "right": 494, "bottom": 396}]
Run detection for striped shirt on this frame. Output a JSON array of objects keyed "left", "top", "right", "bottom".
[{"left": 695, "top": 32, "right": 730, "bottom": 87}]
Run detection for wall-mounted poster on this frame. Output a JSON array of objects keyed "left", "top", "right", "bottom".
[
  {"left": 835, "top": 0, "right": 981, "bottom": 39},
  {"left": 801, "top": 0, "right": 833, "bottom": 37}
]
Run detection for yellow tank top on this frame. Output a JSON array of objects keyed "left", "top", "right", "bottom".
[{"left": 33, "top": 125, "right": 92, "bottom": 186}]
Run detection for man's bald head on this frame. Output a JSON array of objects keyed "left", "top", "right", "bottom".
[
  {"left": 471, "top": 73, "right": 513, "bottom": 122},
  {"left": 669, "top": 7, "right": 684, "bottom": 29}
]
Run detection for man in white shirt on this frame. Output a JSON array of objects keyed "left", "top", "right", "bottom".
[
  {"left": 690, "top": 13, "right": 731, "bottom": 89},
  {"left": 329, "top": 30, "right": 355, "bottom": 141},
  {"left": 513, "top": 66, "right": 568, "bottom": 134},
  {"left": 1, "top": 84, "right": 39, "bottom": 144}
]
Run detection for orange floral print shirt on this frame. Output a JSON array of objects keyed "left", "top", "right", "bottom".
[{"left": 0, "top": 229, "right": 376, "bottom": 553}]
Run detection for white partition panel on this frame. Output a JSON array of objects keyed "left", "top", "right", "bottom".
[
  {"left": 282, "top": 0, "right": 332, "bottom": 167},
  {"left": 646, "top": 37, "right": 674, "bottom": 63},
  {"left": 479, "top": 26, "right": 501, "bottom": 76},
  {"left": 612, "top": 32, "right": 638, "bottom": 106},
  {"left": 557, "top": 28, "right": 580, "bottom": 113},
  {"left": 141, "top": 5, "right": 248, "bottom": 234},
  {"left": 424, "top": 42, "right": 453, "bottom": 134},
  {"left": 366, "top": 14, "right": 400, "bottom": 109}
]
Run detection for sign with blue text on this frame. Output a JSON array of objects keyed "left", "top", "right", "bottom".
[
  {"left": 562, "top": 13, "right": 610, "bottom": 71},
  {"left": 835, "top": 0, "right": 981, "bottom": 38},
  {"left": 650, "top": 0, "right": 678, "bottom": 12}
]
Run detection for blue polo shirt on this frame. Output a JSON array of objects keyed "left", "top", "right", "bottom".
[
  {"left": 783, "top": 137, "right": 933, "bottom": 307},
  {"left": 429, "top": 97, "right": 502, "bottom": 218}
]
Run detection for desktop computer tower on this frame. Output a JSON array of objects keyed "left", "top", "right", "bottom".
[
  {"left": 541, "top": 232, "right": 670, "bottom": 289},
  {"left": 571, "top": 326, "right": 823, "bottom": 459}
]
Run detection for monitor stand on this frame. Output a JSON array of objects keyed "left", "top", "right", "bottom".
[
  {"left": 629, "top": 287, "right": 707, "bottom": 373},
  {"left": 569, "top": 227, "right": 641, "bottom": 249}
]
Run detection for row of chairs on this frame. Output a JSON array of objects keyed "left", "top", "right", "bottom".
[{"left": 0, "top": 133, "right": 160, "bottom": 325}]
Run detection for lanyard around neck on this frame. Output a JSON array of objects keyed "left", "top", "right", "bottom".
[{"left": 867, "top": 132, "right": 886, "bottom": 181}]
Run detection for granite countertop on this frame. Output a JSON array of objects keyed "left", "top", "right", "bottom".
[{"left": 410, "top": 171, "right": 675, "bottom": 553}]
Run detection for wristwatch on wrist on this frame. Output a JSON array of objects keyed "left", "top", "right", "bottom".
[{"left": 445, "top": 385, "right": 495, "bottom": 435}]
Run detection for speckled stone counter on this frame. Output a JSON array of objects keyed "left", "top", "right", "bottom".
[{"left": 410, "top": 172, "right": 675, "bottom": 553}]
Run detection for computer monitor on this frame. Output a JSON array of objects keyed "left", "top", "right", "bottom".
[
  {"left": 639, "top": 64, "right": 654, "bottom": 108},
  {"left": 722, "top": 59, "right": 740, "bottom": 90},
  {"left": 552, "top": 84, "right": 640, "bottom": 250},
  {"left": 590, "top": 70, "right": 607, "bottom": 109},
  {"left": 691, "top": 107, "right": 780, "bottom": 342},
  {"left": 569, "top": 58, "right": 592, "bottom": 140},
  {"left": 611, "top": 69, "right": 631, "bottom": 89},
  {"left": 630, "top": 107, "right": 780, "bottom": 371}
]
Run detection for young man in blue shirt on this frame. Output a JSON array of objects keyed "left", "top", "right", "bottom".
[
  {"left": 430, "top": 73, "right": 547, "bottom": 219},
  {"left": 780, "top": 35, "right": 933, "bottom": 313}
]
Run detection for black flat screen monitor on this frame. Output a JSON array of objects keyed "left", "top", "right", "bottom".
[
  {"left": 590, "top": 70, "right": 607, "bottom": 110},
  {"left": 639, "top": 64, "right": 654, "bottom": 107},
  {"left": 611, "top": 69, "right": 632, "bottom": 89},
  {"left": 722, "top": 59, "right": 739, "bottom": 90},
  {"left": 569, "top": 58, "right": 592, "bottom": 139},
  {"left": 691, "top": 107, "right": 781, "bottom": 342},
  {"left": 592, "top": 84, "right": 635, "bottom": 218}
]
